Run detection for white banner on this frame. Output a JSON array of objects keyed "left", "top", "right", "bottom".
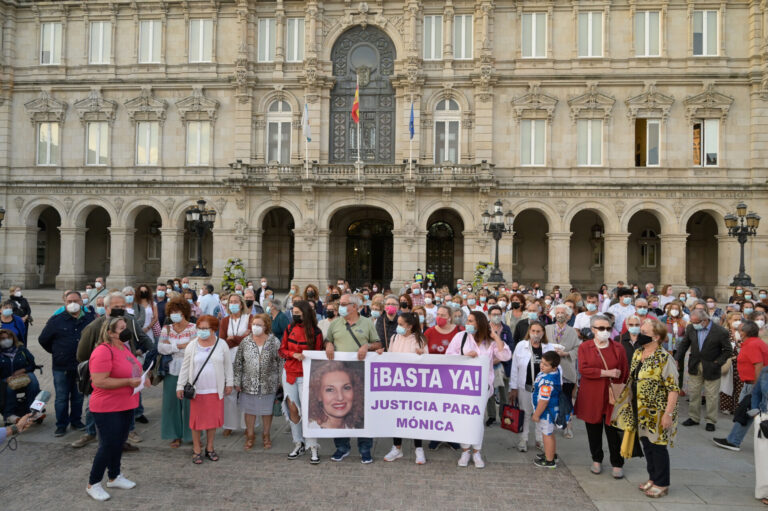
[{"left": 301, "top": 351, "right": 489, "bottom": 445}]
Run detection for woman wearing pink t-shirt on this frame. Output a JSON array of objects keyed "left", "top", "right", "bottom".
[{"left": 86, "top": 317, "right": 149, "bottom": 502}]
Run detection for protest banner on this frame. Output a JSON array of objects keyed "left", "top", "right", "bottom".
[{"left": 301, "top": 351, "right": 489, "bottom": 445}]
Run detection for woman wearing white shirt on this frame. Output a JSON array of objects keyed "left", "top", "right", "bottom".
[
  {"left": 508, "top": 320, "right": 557, "bottom": 453},
  {"left": 218, "top": 294, "right": 250, "bottom": 436},
  {"left": 157, "top": 298, "right": 197, "bottom": 448}
]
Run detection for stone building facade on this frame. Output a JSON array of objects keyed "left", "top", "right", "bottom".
[{"left": 0, "top": 0, "right": 766, "bottom": 299}]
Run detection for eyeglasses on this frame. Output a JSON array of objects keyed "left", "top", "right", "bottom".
[{"left": 592, "top": 326, "right": 611, "bottom": 331}]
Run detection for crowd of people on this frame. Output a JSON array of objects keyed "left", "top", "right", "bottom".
[{"left": 0, "top": 277, "right": 766, "bottom": 504}]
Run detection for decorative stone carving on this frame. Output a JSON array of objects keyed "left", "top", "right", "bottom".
[
  {"left": 301, "top": 219, "right": 319, "bottom": 248},
  {"left": 234, "top": 218, "right": 248, "bottom": 247},
  {"left": 302, "top": 185, "right": 314, "bottom": 210},
  {"left": 613, "top": 200, "right": 625, "bottom": 217},
  {"left": 672, "top": 200, "right": 684, "bottom": 220},
  {"left": 442, "top": 187, "right": 452, "bottom": 202},
  {"left": 235, "top": 197, "right": 246, "bottom": 210},
  {"left": 73, "top": 88, "right": 119, "bottom": 125},
  {"left": 625, "top": 83, "right": 674, "bottom": 122},
  {"left": 213, "top": 198, "right": 227, "bottom": 215},
  {"left": 555, "top": 200, "right": 568, "bottom": 219},
  {"left": 760, "top": 74, "right": 768, "bottom": 101},
  {"left": 114, "top": 197, "right": 124, "bottom": 215},
  {"left": 511, "top": 82, "right": 558, "bottom": 122},
  {"left": 24, "top": 91, "right": 68, "bottom": 123},
  {"left": 63, "top": 197, "right": 74, "bottom": 213},
  {"left": 355, "top": 185, "right": 365, "bottom": 202},
  {"left": 568, "top": 83, "right": 616, "bottom": 122},
  {"left": 269, "top": 186, "right": 280, "bottom": 201},
  {"left": 402, "top": 219, "right": 418, "bottom": 247},
  {"left": 405, "top": 185, "right": 416, "bottom": 208},
  {"left": 14, "top": 196, "right": 24, "bottom": 212},
  {"left": 475, "top": 53, "right": 495, "bottom": 102},
  {"left": 683, "top": 83, "right": 734, "bottom": 123},
  {"left": 163, "top": 197, "right": 174, "bottom": 216},
  {"left": 124, "top": 87, "right": 168, "bottom": 123},
  {"left": 176, "top": 87, "right": 220, "bottom": 122}
]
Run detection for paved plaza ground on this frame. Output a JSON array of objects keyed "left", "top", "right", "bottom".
[{"left": 0, "top": 291, "right": 763, "bottom": 510}]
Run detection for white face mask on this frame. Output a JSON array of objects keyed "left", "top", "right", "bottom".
[
  {"left": 95, "top": 282, "right": 103, "bottom": 288},
  {"left": 595, "top": 330, "right": 611, "bottom": 342},
  {"left": 252, "top": 325, "right": 264, "bottom": 336},
  {"left": 756, "top": 319, "right": 766, "bottom": 329},
  {"left": 0, "top": 339, "right": 12, "bottom": 349},
  {"left": 66, "top": 302, "right": 81, "bottom": 314},
  {"left": 669, "top": 309, "right": 680, "bottom": 317},
  {"left": 13, "top": 291, "right": 22, "bottom": 297}
]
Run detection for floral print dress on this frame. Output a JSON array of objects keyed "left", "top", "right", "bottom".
[{"left": 719, "top": 330, "right": 742, "bottom": 414}]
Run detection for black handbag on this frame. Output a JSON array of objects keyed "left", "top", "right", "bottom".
[{"left": 183, "top": 340, "right": 218, "bottom": 400}]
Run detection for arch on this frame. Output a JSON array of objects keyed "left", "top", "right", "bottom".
[
  {"left": 321, "top": 21, "right": 406, "bottom": 63},
  {"left": 512, "top": 209, "right": 550, "bottom": 284},
  {"left": 619, "top": 201, "right": 676, "bottom": 233},
  {"left": 562, "top": 202, "right": 618, "bottom": 233},
  {"left": 84, "top": 206, "right": 112, "bottom": 282},
  {"left": 119, "top": 198, "right": 170, "bottom": 228},
  {"left": 508, "top": 201, "right": 562, "bottom": 232},
  {"left": 33, "top": 206, "right": 62, "bottom": 287},
  {"left": 262, "top": 207, "right": 295, "bottom": 289},
  {"left": 320, "top": 197, "right": 403, "bottom": 231},
  {"left": 686, "top": 211, "right": 719, "bottom": 296},
  {"left": 419, "top": 199, "right": 475, "bottom": 232},
  {"left": 250, "top": 200, "right": 303, "bottom": 231},
  {"left": 71, "top": 198, "right": 117, "bottom": 228},
  {"left": 21, "top": 199, "right": 67, "bottom": 228},
  {"left": 132, "top": 206, "right": 163, "bottom": 283},
  {"left": 568, "top": 209, "right": 606, "bottom": 291},
  {"left": 256, "top": 89, "right": 301, "bottom": 118},
  {"left": 170, "top": 197, "right": 228, "bottom": 230},
  {"left": 627, "top": 210, "right": 662, "bottom": 287},
  {"left": 426, "top": 208, "right": 465, "bottom": 288},
  {"left": 424, "top": 87, "right": 472, "bottom": 115},
  {"left": 679, "top": 203, "right": 727, "bottom": 235}
]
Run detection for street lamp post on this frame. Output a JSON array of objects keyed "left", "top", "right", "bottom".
[
  {"left": 0, "top": 207, "right": 5, "bottom": 228},
  {"left": 481, "top": 200, "right": 515, "bottom": 283},
  {"left": 185, "top": 199, "right": 216, "bottom": 277},
  {"left": 724, "top": 202, "right": 760, "bottom": 287}
]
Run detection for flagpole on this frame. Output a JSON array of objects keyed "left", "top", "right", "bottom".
[
  {"left": 409, "top": 93, "right": 413, "bottom": 180},
  {"left": 304, "top": 98, "right": 309, "bottom": 180},
  {"left": 356, "top": 75, "right": 361, "bottom": 181}
]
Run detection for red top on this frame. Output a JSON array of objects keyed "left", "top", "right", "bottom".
[
  {"left": 89, "top": 344, "right": 141, "bottom": 413},
  {"left": 574, "top": 340, "right": 629, "bottom": 425},
  {"left": 219, "top": 314, "right": 253, "bottom": 349},
  {"left": 424, "top": 325, "right": 462, "bottom": 354},
  {"left": 279, "top": 324, "right": 323, "bottom": 384},
  {"left": 737, "top": 336, "right": 768, "bottom": 382}
]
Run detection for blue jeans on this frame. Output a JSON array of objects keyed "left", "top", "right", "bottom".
[
  {"left": 89, "top": 410, "right": 132, "bottom": 485},
  {"left": 334, "top": 437, "right": 373, "bottom": 457},
  {"left": 53, "top": 369, "right": 83, "bottom": 429},
  {"left": 2, "top": 373, "right": 40, "bottom": 420},
  {"left": 751, "top": 367, "right": 768, "bottom": 412},
  {"left": 726, "top": 383, "right": 754, "bottom": 447}
]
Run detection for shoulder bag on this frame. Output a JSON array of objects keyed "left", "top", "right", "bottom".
[
  {"left": 345, "top": 323, "right": 363, "bottom": 348},
  {"left": 183, "top": 339, "right": 219, "bottom": 400},
  {"left": 597, "top": 343, "right": 625, "bottom": 405}
]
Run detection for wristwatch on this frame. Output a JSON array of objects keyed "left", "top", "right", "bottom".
[{"left": 10, "top": 423, "right": 19, "bottom": 435}]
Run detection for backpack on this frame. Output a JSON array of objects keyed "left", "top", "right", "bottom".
[{"left": 77, "top": 345, "right": 113, "bottom": 396}]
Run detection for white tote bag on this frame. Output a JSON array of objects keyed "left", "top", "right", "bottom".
[{"left": 755, "top": 412, "right": 768, "bottom": 500}]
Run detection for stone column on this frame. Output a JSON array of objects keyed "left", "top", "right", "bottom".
[
  {"left": 546, "top": 232, "right": 571, "bottom": 290},
  {"left": 159, "top": 228, "right": 185, "bottom": 282},
  {"left": 603, "top": 233, "right": 629, "bottom": 285},
  {"left": 246, "top": 228, "right": 263, "bottom": 282},
  {"left": 2, "top": 226, "right": 39, "bottom": 289},
  {"left": 56, "top": 227, "right": 87, "bottom": 289},
  {"left": 108, "top": 227, "right": 136, "bottom": 288},
  {"left": 498, "top": 230, "right": 514, "bottom": 284},
  {"left": 210, "top": 227, "right": 231, "bottom": 286},
  {"left": 715, "top": 234, "right": 737, "bottom": 301},
  {"left": 392, "top": 233, "right": 424, "bottom": 288},
  {"left": 291, "top": 228, "right": 325, "bottom": 290},
  {"left": 461, "top": 231, "right": 488, "bottom": 283},
  {"left": 659, "top": 233, "right": 688, "bottom": 288}
]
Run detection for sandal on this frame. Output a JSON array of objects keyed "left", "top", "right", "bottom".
[
  {"left": 244, "top": 433, "right": 255, "bottom": 451},
  {"left": 590, "top": 462, "right": 602, "bottom": 475},
  {"left": 222, "top": 429, "right": 232, "bottom": 437},
  {"left": 169, "top": 439, "right": 181, "bottom": 449},
  {"left": 205, "top": 449, "right": 219, "bottom": 462},
  {"left": 638, "top": 481, "right": 654, "bottom": 492},
  {"left": 761, "top": 498, "right": 768, "bottom": 505},
  {"left": 192, "top": 452, "right": 203, "bottom": 465},
  {"left": 263, "top": 433, "right": 272, "bottom": 450},
  {"left": 645, "top": 486, "right": 669, "bottom": 499}
]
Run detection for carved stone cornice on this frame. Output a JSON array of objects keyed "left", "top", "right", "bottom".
[
  {"left": 511, "top": 82, "right": 558, "bottom": 123},
  {"left": 625, "top": 83, "right": 674, "bottom": 122},
  {"left": 683, "top": 83, "right": 734, "bottom": 122},
  {"left": 124, "top": 87, "right": 168, "bottom": 123},
  {"left": 24, "top": 90, "right": 68, "bottom": 123},
  {"left": 176, "top": 87, "right": 220, "bottom": 123},
  {"left": 567, "top": 83, "right": 615, "bottom": 122},
  {"left": 73, "top": 88, "right": 119, "bottom": 125}
]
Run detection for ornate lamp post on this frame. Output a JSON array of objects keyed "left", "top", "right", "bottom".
[
  {"left": 724, "top": 202, "right": 760, "bottom": 287},
  {"left": 481, "top": 200, "right": 515, "bottom": 283},
  {"left": 185, "top": 199, "right": 216, "bottom": 277}
]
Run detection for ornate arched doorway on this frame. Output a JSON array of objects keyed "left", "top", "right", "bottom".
[{"left": 330, "top": 26, "right": 396, "bottom": 163}]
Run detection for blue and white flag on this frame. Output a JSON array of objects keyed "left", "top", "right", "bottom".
[
  {"left": 302, "top": 103, "right": 312, "bottom": 142},
  {"left": 409, "top": 101, "right": 415, "bottom": 140}
]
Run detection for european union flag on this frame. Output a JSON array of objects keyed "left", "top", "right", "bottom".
[{"left": 409, "top": 101, "right": 414, "bottom": 140}]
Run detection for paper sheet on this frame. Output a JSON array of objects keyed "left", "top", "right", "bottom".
[{"left": 133, "top": 360, "right": 153, "bottom": 395}]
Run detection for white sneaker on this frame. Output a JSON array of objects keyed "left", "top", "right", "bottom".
[
  {"left": 458, "top": 449, "right": 471, "bottom": 467},
  {"left": 563, "top": 426, "right": 574, "bottom": 439},
  {"left": 127, "top": 431, "right": 142, "bottom": 443},
  {"left": 288, "top": 442, "right": 305, "bottom": 459},
  {"left": 383, "top": 445, "right": 403, "bottom": 462},
  {"left": 309, "top": 446, "right": 320, "bottom": 464},
  {"left": 535, "top": 440, "right": 544, "bottom": 451},
  {"left": 516, "top": 439, "right": 528, "bottom": 452},
  {"left": 472, "top": 450, "right": 485, "bottom": 469},
  {"left": 106, "top": 474, "right": 136, "bottom": 490},
  {"left": 414, "top": 447, "right": 426, "bottom": 465},
  {"left": 86, "top": 483, "right": 111, "bottom": 501}
]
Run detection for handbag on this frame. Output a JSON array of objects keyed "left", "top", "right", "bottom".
[
  {"left": 596, "top": 342, "right": 625, "bottom": 405},
  {"left": 501, "top": 403, "right": 525, "bottom": 433},
  {"left": 183, "top": 339, "right": 218, "bottom": 400},
  {"left": 720, "top": 356, "right": 733, "bottom": 376},
  {"left": 151, "top": 320, "right": 162, "bottom": 339},
  {"left": 6, "top": 373, "right": 31, "bottom": 391}
]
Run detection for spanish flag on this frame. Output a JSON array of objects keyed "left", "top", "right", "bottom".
[{"left": 351, "top": 78, "right": 360, "bottom": 124}]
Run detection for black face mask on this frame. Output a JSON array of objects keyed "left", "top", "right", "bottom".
[
  {"left": 245, "top": 300, "right": 254, "bottom": 308},
  {"left": 510, "top": 302, "right": 521, "bottom": 310},
  {"left": 331, "top": 293, "right": 340, "bottom": 301},
  {"left": 307, "top": 291, "right": 316, "bottom": 299},
  {"left": 119, "top": 328, "right": 132, "bottom": 343},
  {"left": 635, "top": 334, "right": 654, "bottom": 347},
  {"left": 292, "top": 314, "right": 303, "bottom": 324},
  {"left": 109, "top": 308, "right": 125, "bottom": 317},
  {"left": 400, "top": 302, "right": 409, "bottom": 309},
  {"left": 326, "top": 311, "right": 336, "bottom": 319}
]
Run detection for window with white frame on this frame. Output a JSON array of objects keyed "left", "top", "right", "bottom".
[
  {"left": 40, "top": 22, "right": 62, "bottom": 65},
  {"left": 258, "top": 18, "right": 276, "bottom": 62},
  {"left": 692, "top": 118, "right": 718, "bottom": 166},
  {"left": 139, "top": 20, "right": 162, "bottom": 64},
  {"left": 36, "top": 122, "right": 60, "bottom": 166},
  {"left": 453, "top": 15, "right": 473, "bottom": 60},
  {"left": 89, "top": 21, "right": 111, "bottom": 64},
  {"left": 521, "top": 12, "right": 546, "bottom": 58},
  {"left": 147, "top": 233, "right": 161, "bottom": 260},
  {"left": 520, "top": 119, "right": 545, "bottom": 166},
  {"left": 693, "top": 10, "right": 718, "bottom": 56},
  {"left": 424, "top": 15, "right": 443, "bottom": 60},
  {"left": 640, "top": 229, "right": 658, "bottom": 268},
  {"left": 635, "top": 119, "right": 660, "bottom": 167},
  {"left": 634, "top": 11, "right": 660, "bottom": 57},
  {"left": 86, "top": 121, "right": 109, "bottom": 166},
  {"left": 186, "top": 121, "right": 211, "bottom": 166},
  {"left": 267, "top": 101, "right": 292, "bottom": 164},
  {"left": 434, "top": 99, "right": 460, "bottom": 164},
  {"left": 577, "top": 119, "right": 602, "bottom": 166},
  {"left": 189, "top": 19, "right": 213, "bottom": 63},
  {"left": 285, "top": 18, "right": 305, "bottom": 62},
  {"left": 578, "top": 12, "right": 602, "bottom": 57},
  {"left": 136, "top": 121, "right": 159, "bottom": 166}
]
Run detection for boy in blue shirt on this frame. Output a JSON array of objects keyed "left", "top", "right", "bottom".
[{"left": 532, "top": 351, "right": 561, "bottom": 468}]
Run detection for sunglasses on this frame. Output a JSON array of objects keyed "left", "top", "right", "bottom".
[{"left": 593, "top": 326, "right": 611, "bottom": 331}]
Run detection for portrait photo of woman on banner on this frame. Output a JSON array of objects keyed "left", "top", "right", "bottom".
[{"left": 307, "top": 360, "right": 365, "bottom": 430}]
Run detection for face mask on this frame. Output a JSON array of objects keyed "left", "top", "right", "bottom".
[
  {"left": 418, "top": 315, "right": 425, "bottom": 323},
  {"left": 156, "top": 290, "right": 165, "bottom": 298},
  {"left": 637, "top": 307, "right": 648, "bottom": 316},
  {"left": 109, "top": 308, "right": 125, "bottom": 317},
  {"left": 339, "top": 306, "right": 349, "bottom": 317},
  {"left": 555, "top": 313, "right": 567, "bottom": 323},
  {"left": 182, "top": 283, "right": 189, "bottom": 289},
  {"left": 3, "top": 308, "right": 15, "bottom": 316},
  {"left": 465, "top": 325, "right": 476, "bottom": 335},
  {"left": 586, "top": 303, "right": 597, "bottom": 312},
  {"left": 756, "top": 320, "right": 765, "bottom": 329},
  {"left": 679, "top": 296, "right": 686, "bottom": 302},
  {"left": 82, "top": 297, "right": 89, "bottom": 305},
  {"left": 744, "top": 308, "right": 754, "bottom": 315},
  {"left": 400, "top": 302, "right": 409, "bottom": 309},
  {"left": 635, "top": 333, "right": 654, "bottom": 347},
  {"left": 628, "top": 326, "right": 641, "bottom": 335},
  {"left": 424, "top": 298, "right": 432, "bottom": 305},
  {"left": 307, "top": 291, "right": 316, "bottom": 299},
  {"left": 595, "top": 330, "right": 611, "bottom": 342},
  {"left": 245, "top": 300, "right": 254, "bottom": 308},
  {"left": 736, "top": 289, "right": 743, "bottom": 295},
  {"left": 650, "top": 301, "right": 659, "bottom": 308},
  {"left": 66, "top": 302, "right": 81, "bottom": 314},
  {"left": 436, "top": 317, "right": 448, "bottom": 327},
  {"left": 413, "top": 288, "right": 421, "bottom": 295},
  {"left": 498, "top": 301, "right": 507, "bottom": 308},
  {"left": 235, "top": 290, "right": 243, "bottom": 296},
  {"left": 527, "top": 312, "right": 538, "bottom": 321},
  {"left": 384, "top": 305, "right": 397, "bottom": 316},
  {"left": 95, "top": 282, "right": 103, "bottom": 289},
  {"left": 745, "top": 294, "right": 753, "bottom": 300},
  {"left": 633, "top": 289, "right": 639, "bottom": 294},
  {"left": 490, "top": 316, "right": 502, "bottom": 324},
  {"left": 622, "top": 297, "right": 632, "bottom": 305},
  {"left": 373, "top": 287, "right": 378, "bottom": 292},
  {"left": 510, "top": 302, "right": 521, "bottom": 310},
  {"left": 229, "top": 304, "right": 240, "bottom": 314},
  {"left": 733, "top": 320, "right": 742, "bottom": 328},
  {"left": 669, "top": 309, "right": 680, "bottom": 317},
  {"left": 331, "top": 293, "right": 340, "bottom": 301},
  {"left": 261, "top": 282, "right": 267, "bottom": 288},
  {"left": 529, "top": 333, "right": 543, "bottom": 343},
  {"left": 247, "top": 285, "right": 254, "bottom": 290},
  {"left": 265, "top": 306, "right": 271, "bottom": 314},
  {"left": 461, "top": 294, "right": 467, "bottom": 299},
  {"left": 650, "top": 288, "right": 655, "bottom": 294},
  {"left": 396, "top": 325, "right": 407, "bottom": 335},
  {"left": 187, "top": 299, "right": 194, "bottom": 304},
  {"left": 759, "top": 293, "right": 767, "bottom": 300},
  {"left": 197, "top": 329, "right": 211, "bottom": 340},
  {"left": 577, "top": 301, "right": 584, "bottom": 308},
  {"left": 686, "top": 294, "right": 693, "bottom": 300},
  {"left": 292, "top": 314, "right": 303, "bottom": 324},
  {"left": 327, "top": 311, "right": 337, "bottom": 319},
  {"left": 96, "top": 306, "right": 106, "bottom": 316},
  {"left": 290, "top": 289, "right": 296, "bottom": 295},
  {"left": 467, "top": 299, "right": 476, "bottom": 306},
  {"left": 364, "top": 294, "right": 370, "bottom": 300},
  {"left": 170, "top": 313, "right": 183, "bottom": 323},
  {"left": 371, "top": 310, "right": 381, "bottom": 319},
  {"left": 451, "top": 302, "right": 461, "bottom": 309},
  {"left": 452, "top": 317, "right": 462, "bottom": 326},
  {"left": 126, "top": 295, "right": 134, "bottom": 304},
  {"left": 480, "top": 296, "right": 487, "bottom": 303},
  {"left": 692, "top": 322, "right": 704, "bottom": 331},
  {"left": 0, "top": 339, "right": 12, "bottom": 349},
  {"left": 252, "top": 325, "right": 264, "bottom": 336},
  {"left": 544, "top": 299, "right": 552, "bottom": 305}
]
